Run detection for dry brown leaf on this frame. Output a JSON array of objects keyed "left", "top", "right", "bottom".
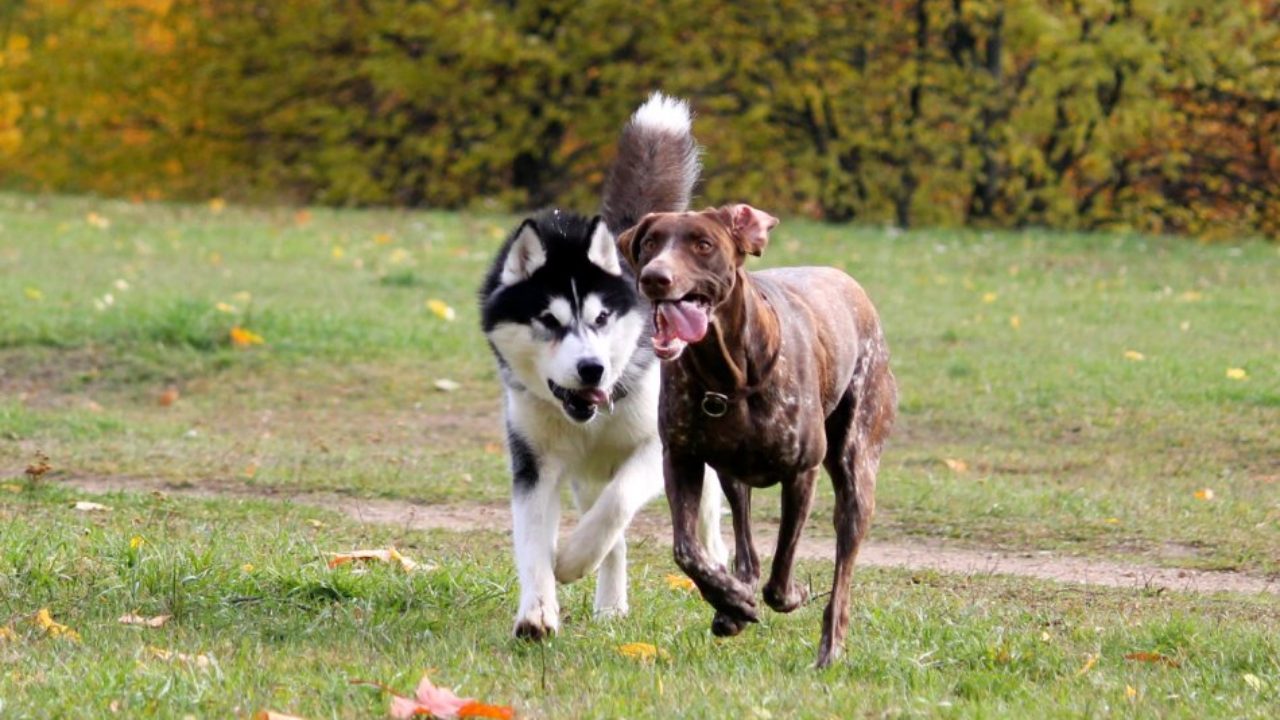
[
  {"left": 943, "top": 458, "right": 968, "bottom": 474},
  {"left": 1123, "top": 651, "right": 1180, "bottom": 668},
  {"left": 327, "top": 547, "right": 422, "bottom": 573},
  {"left": 158, "top": 387, "right": 180, "bottom": 407},
  {"left": 147, "top": 646, "right": 212, "bottom": 668},
  {"left": 118, "top": 613, "right": 171, "bottom": 628},
  {"left": 25, "top": 452, "right": 51, "bottom": 480},
  {"left": 1075, "top": 653, "right": 1098, "bottom": 676}
]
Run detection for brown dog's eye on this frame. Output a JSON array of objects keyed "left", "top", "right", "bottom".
[{"left": 694, "top": 238, "right": 713, "bottom": 254}]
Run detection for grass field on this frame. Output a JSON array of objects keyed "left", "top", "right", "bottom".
[{"left": 1, "top": 193, "right": 1278, "bottom": 718}]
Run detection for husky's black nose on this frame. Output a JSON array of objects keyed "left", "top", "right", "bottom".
[{"left": 577, "top": 359, "right": 605, "bottom": 385}]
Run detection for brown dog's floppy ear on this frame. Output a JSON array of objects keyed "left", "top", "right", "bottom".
[
  {"left": 713, "top": 204, "right": 779, "bottom": 257},
  {"left": 616, "top": 213, "right": 659, "bottom": 271}
]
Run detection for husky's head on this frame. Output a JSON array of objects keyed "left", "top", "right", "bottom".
[{"left": 480, "top": 210, "right": 647, "bottom": 423}]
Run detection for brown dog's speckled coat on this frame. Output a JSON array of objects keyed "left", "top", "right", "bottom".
[{"left": 619, "top": 205, "right": 897, "bottom": 667}]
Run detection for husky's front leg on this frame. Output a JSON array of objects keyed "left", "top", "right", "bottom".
[
  {"left": 554, "top": 440, "right": 663, "bottom": 589},
  {"left": 511, "top": 447, "right": 562, "bottom": 640}
]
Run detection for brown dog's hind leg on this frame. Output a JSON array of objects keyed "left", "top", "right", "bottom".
[
  {"left": 762, "top": 467, "right": 817, "bottom": 613},
  {"left": 712, "top": 476, "right": 760, "bottom": 636},
  {"left": 666, "top": 452, "right": 760, "bottom": 633},
  {"left": 815, "top": 363, "right": 894, "bottom": 668}
]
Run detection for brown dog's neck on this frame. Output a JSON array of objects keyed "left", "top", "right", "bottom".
[{"left": 682, "top": 269, "right": 781, "bottom": 395}]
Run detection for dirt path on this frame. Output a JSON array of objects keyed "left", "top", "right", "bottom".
[{"left": 63, "top": 475, "right": 1279, "bottom": 597}]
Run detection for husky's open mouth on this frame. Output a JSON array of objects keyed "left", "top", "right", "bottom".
[
  {"left": 652, "top": 295, "right": 710, "bottom": 360},
  {"left": 547, "top": 380, "right": 610, "bottom": 422}
]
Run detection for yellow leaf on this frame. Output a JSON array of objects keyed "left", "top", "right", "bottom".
[
  {"left": 1193, "top": 488, "right": 1214, "bottom": 501},
  {"left": 374, "top": 233, "right": 394, "bottom": 245},
  {"left": 1123, "top": 350, "right": 1145, "bottom": 361},
  {"left": 1243, "top": 673, "right": 1265, "bottom": 692},
  {"left": 118, "top": 613, "right": 171, "bottom": 628},
  {"left": 1125, "top": 685, "right": 1137, "bottom": 699},
  {"left": 23, "top": 287, "right": 42, "bottom": 301},
  {"left": 294, "top": 210, "right": 312, "bottom": 226},
  {"left": 306, "top": 519, "right": 324, "bottom": 528},
  {"left": 208, "top": 197, "right": 226, "bottom": 214},
  {"left": 1225, "top": 368, "right": 1247, "bottom": 381},
  {"left": 229, "top": 326, "right": 265, "bottom": 347},
  {"left": 1, "top": 483, "right": 21, "bottom": 493},
  {"left": 981, "top": 292, "right": 998, "bottom": 304},
  {"left": 215, "top": 302, "right": 237, "bottom": 314},
  {"left": 130, "top": 536, "right": 145, "bottom": 550},
  {"left": 148, "top": 646, "right": 212, "bottom": 668},
  {"left": 35, "top": 608, "right": 80, "bottom": 642},
  {"left": 331, "top": 246, "right": 345, "bottom": 260},
  {"left": 426, "top": 299, "right": 457, "bottom": 321},
  {"left": 1179, "top": 290, "right": 1203, "bottom": 302},
  {"left": 244, "top": 462, "right": 258, "bottom": 478},
  {"left": 232, "top": 290, "right": 252, "bottom": 304},
  {"left": 241, "top": 563, "right": 254, "bottom": 573},
  {"left": 1075, "top": 653, "right": 1098, "bottom": 676},
  {"left": 86, "top": 212, "right": 111, "bottom": 229},
  {"left": 389, "top": 248, "right": 410, "bottom": 265},
  {"left": 665, "top": 573, "right": 695, "bottom": 591},
  {"left": 327, "top": 547, "right": 423, "bottom": 573},
  {"left": 943, "top": 458, "right": 968, "bottom": 473},
  {"left": 1124, "top": 651, "right": 1180, "bottom": 667},
  {"left": 1009, "top": 315, "right": 1021, "bottom": 329},
  {"left": 0, "top": 626, "right": 14, "bottom": 641},
  {"left": 618, "top": 642, "right": 667, "bottom": 661},
  {"left": 72, "top": 500, "right": 111, "bottom": 512},
  {"left": 1104, "top": 517, "right": 1120, "bottom": 525}
]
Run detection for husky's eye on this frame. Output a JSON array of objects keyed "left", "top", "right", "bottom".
[
  {"left": 593, "top": 310, "right": 611, "bottom": 327},
  {"left": 538, "top": 312, "right": 561, "bottom": 330}
]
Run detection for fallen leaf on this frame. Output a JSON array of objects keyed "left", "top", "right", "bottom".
[
  {"left": 86, "top": 211, "right": 111, "bottom": 229},
  {"left": 1075, "top": 653, "right": 1098, "bottom": 676},
  {"left": 374, "top": 233, "right": 394, "bottom": 245},
  {"left": 209, "top": 197, "right": 226, "bottom": 214},
  {"left": 0, "top": 626, "right": 15, "bottom": 641},
  {"left": 230, "top": 326, "right": 265, "bottom": 347},
  {"left": 306, "top": 519, "right": 325, "bottom": 528},
  {"left": 1124, "top": 651, "right": 1180, "bottom": 668},
  {"left": 327, "top": 547, "right": 422, "bottom": 573},
  {"left": 458, "top": 701, "right": 516, "bottom": 719},
  {"left": 114, "top": 278, "right": 130, "bottom": 292},
  {"left": 118, "top": 613, "right": 171, "bottom": 628},
  {"left": 72, "top": 500, "right": 112, "bottom": 512},
  {"left": 1009, "top": 315, "right": 1021, "bottom": 329},
  {"left": 617, "top": 642, "right": 668, "bottom": 662},
  {"left": 214, "top": 301, "right": 237, "bottom": 314},
  {"left": 1193, "top": 488, "right": 1214, "bottom": 501},
  {"left": 35, "top": 608, "right": 80, "bottom": 642},
  {"left": 23, "top": 287, "right": 43, "bottom": 301},
  {"left": 253, "top": 712, "right": 308, "bottom": 720},
  {"left": 1, "top": 483, "right": 20, "bottom": 493},
  {"left": 943, "top": 458, "right": 968, "bottom": 474},
  {"left": 25, "top": 452, "right": 51, "bottom": 480},
  {"left": 1125, "top": 684, "right": 1137, "bottom": 699},
  {"left": 294, "top": 209, "right": 312, "bottom": 226},
  {"left": 241, "top": 563, "right": 255, "bottom": 573},
  {"left": 665, "top": 574, "right": 695, "bottom": 591},
  {"left": 981, "top": 292, "right": 998, "bottom": 303},
  {"left": 1179, "top": 320, "right": 1191, "bottom": 332},
  {"left": 1243, "top": 673, "right": 1265, "bottom": 692},
  {"left": 360, "top": 673, "right": 514, "bottom": 720},
  {"left": 434, "top": 379, "right": 461, "bottom": 392},
  {"left": 130, "top": 536, "right": 145, "bottom": 550},
  {"left": 158, "top": 387, "right": 180, "bottom": 407},
  {"left": 147, "top": 646, "right": 213, "bottom": 668},
  {"left": 426, "top": 299, "right": 457, "bottom": 321},
  {"left": 1104, "top": 517, "right": 1120, "bottom": 525},
  {"left": 331, "top": 246, "right": 345, "bottom": 260},
  {"left": 1179, "top": 290, "right": 1203, "bottom": 302},
  {"left": 1225, "top": 368, "right": 1247, "bottom": 381},
  {"left": 244, "top": 462, "right": 259, "bottom": 479},
  {"left": 1123, "top": 350, "right": 1145, "bottom": 361}
]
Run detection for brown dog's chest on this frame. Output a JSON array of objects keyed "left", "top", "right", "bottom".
[{"left": 659, "top": 371, "right": 827, "bottom": 486}]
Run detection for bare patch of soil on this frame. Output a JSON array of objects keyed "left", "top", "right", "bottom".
[{"left": 55, "top": 474, "right": 1279, "bottom": 597}]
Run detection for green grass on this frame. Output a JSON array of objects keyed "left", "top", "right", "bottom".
[
  {"left": 0, "top": 193, "right": 1277, "bottom": 716},
  {"left": 2, "top": 485, "right": 1278, "bottom": 718}
]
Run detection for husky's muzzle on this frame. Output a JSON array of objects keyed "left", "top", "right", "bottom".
[{"left": 547, "top": 380, "right": 611, "bottom": 422}]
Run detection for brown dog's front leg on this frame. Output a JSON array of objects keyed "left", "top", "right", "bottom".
[
  {"left": 763, "top": 466, "right": 817, "bottom": 613},
  {"left": 666, "top": 451, "right": 759, "bottom": 631},
  {"left": 712, "top": 475, "right": 759, "bottom": 636}
]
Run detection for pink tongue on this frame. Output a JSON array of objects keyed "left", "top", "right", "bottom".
[{"left": 657, "top": 301, "right": 709, "bottom": 344}]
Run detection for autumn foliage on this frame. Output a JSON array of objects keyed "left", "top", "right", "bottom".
[{"left": 1, "top": 0, "right": 1277, "bottom": 238}]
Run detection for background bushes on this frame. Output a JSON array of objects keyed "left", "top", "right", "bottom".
[{"left": 1, "top": 0, "right": 1277, "bottom": 238}]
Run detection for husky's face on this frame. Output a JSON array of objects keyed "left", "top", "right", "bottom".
[{"left": 482, "top": 213, "right": 646, "bottom": 423}]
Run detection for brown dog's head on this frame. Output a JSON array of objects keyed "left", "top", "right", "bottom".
[{"left": 617, "top": 204, "right": 778, "bottom": 360}]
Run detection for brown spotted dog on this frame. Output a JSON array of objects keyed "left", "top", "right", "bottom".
[{"left": 617, "top": 205, "right": 896, "bottom": 667}]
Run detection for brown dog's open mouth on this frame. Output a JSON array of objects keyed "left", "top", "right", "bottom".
[{"left": 653, "top": 295, "right": 710, "bottom": 360}]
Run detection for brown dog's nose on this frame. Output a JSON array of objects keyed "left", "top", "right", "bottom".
[{"left": 639, "top": 266, "right": 673, "bottom": 296}]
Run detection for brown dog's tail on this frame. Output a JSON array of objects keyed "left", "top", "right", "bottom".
[{"left": 601, "top": 92, "right": 701, "bottom": 237}]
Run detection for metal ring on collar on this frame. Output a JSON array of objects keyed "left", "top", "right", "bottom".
[{"left": 701, "top": 392, "right": 730, "bottom": 418}]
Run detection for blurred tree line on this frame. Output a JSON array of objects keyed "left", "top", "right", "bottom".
[{"left": 1, "top": 0, "right": 1277, "bottom": 239}]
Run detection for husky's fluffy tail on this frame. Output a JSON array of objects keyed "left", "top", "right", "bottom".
[{"left": 600, "top": 93, "right": 701, "bottom": 236}]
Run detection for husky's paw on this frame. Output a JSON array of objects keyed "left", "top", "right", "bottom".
[
  {"left": 513, "top": 600, "right": 560, "bottom": 641},
  {"left": 763, "top": 579, "right": 809, "bottom": 614},
  {"left": 553, "top": 543, "right": 598, "bottom": 584},
  {"left": 593, "top": 601, "right": 629, "bottom": 621}
]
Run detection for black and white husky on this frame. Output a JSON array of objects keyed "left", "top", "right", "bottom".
[{"left": 480, "top": 94, "right": 727, "bottom": 639}]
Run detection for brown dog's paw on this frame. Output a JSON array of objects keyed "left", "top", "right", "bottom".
[
  {"left": 763, "top": 582, "right": 809, "bottom": 613},
  {"left": 711, "top": 611, "right": 750, "bottom": 637}
]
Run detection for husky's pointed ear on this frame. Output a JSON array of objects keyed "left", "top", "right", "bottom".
[
  {"left": 616, "top": 213, "right": 659, "bottom": 271},
  {"left": 586, "top": 216, "right": 621, "bottom": 276},
  {"left": 711, "top": 204, "right": 778, "bottom": 257},
  {"left": 500, "top": 220, "right": 547, "bottom": 286}
]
